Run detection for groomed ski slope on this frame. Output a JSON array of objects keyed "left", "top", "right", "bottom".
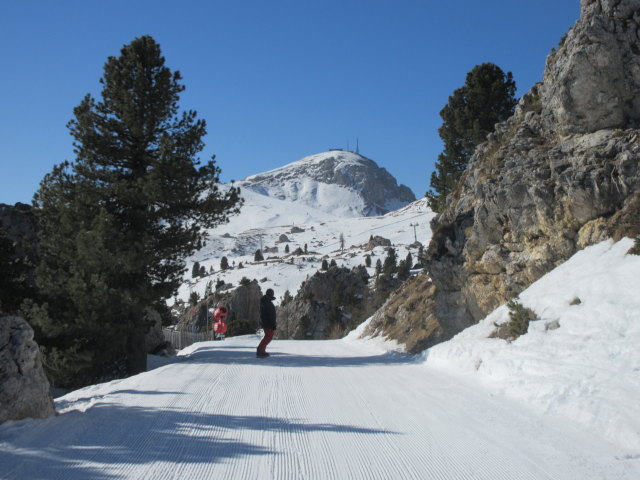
[{"left": 1, "top": 336, "right": 636, "bottom": 480}]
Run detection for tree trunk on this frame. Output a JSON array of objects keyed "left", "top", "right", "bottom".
[{"left": 126, "top": 319, "right": 147, "bottom": 375}]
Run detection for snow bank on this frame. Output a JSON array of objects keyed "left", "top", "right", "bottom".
[
  {"left": 424, "top": 238, "right": 640, "bottom": 453},
  {"left": 343, "top": 316, "right": 406, "bottom": 354}
]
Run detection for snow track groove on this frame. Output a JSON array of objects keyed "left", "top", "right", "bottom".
[{"left": 1, "top": 335, "right": 637, "bottom": 479}]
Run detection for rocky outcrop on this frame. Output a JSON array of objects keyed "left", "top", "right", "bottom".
[
  {"left": 0, "top": 314, "right": 56, "bottom": 423},
  {"left": 367, "top": 235, "right": 392, "bottom": 250},
  {"left": 365, "top": 0, "right": 640, "bottom": 350},
  {"left": 0, "top": 202, "right": 38, "bottom": 282},
  {"left": 0, "top": 203, "right": 39, "bottom": 313},
  {"left": 177, "top": 280, "right": 263, "bottom": 335},
  {"left": 278, "top": 266, "right": 379, "bottom": 339},
  {"left": 0, "top": 203, "right": 38, "bottom": 258},
  {"left": 144, "top": 308, "right": 168, "bottom": 354},
  {"left": 541, "top": 0, "right": 640, "bottom": 136},
  {"left": 363, "top": 275, "right": 445, "bottom": 353},
  {"left": 223, "top": 280, "right": 263, "bottom": 334}
]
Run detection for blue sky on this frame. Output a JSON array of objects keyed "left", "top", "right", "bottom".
[{"left": 0, "top": 0, "right": 580, "bottom": 205}]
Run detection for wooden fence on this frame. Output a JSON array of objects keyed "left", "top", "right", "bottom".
[{"left": 163, "top": 328, "right": 216, "bottom": 351}]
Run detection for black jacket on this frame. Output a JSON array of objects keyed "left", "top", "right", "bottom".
[{"left": 259, "top": 295, "right": 277, "bottom": 330}]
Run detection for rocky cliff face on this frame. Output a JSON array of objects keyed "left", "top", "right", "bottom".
[
  {"left": 278, "top": 266, "right": 379, "bottom": 340},
  {"left": 0, "top": 203, "right": 38, "bottom": 313},
  {"left": 222, "top": 280, "right": 263, "bottom": 334},
  {"left": 0, "top": 314, "right": 56, "bottom": 423},
  {"left": 177, "top": 280, "right": 263, "bottom": 335},
  {"left": 364, "top": 0, "right": 640, "bottom": 352},
  {"left": 363, "top": 274, "right": 445, "bottom": 353},
  {"left": 0, "top": 203, "right": 38, "bottom": 261},
  {"left": 239, "top": 151, "right": 416, "bottom": 217},
  {"left": 541, "top": 0, "right": 640, "bottom": 136}
]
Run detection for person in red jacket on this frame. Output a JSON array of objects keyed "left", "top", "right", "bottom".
[{"left": 212, "top": 305, "right": 228, "bottom": 340}]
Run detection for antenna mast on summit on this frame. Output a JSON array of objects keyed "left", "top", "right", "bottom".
[{"left": 356, "top": 138, "right": 359, "bottom": 154}]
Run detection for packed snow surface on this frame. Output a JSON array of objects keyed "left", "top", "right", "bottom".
[
  {"left": 1, "top": 333, "right": 638, "bottom": 478},
  {"left": 423, "top": 238, "right": 640, "bottom": 454}
]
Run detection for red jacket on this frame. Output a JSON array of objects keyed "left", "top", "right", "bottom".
[{"left": 213, "top": 307, "right": 228, "bottom": 334}]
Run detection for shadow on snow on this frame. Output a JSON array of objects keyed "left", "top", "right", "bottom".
[
  {"left": 0, "top": 401, "right": 395, "bottom": 480},
  {"left": 180, "top": 344, "right": 416, "bottom": 368}
]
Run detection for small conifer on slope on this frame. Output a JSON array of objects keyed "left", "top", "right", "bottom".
[{"left": 427, "top": 63, "right": 517, "bottom": 212}]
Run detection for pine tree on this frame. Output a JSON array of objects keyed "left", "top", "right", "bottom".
[
  {"left": 189, "top": 291, "right": 200, "bottom": 306},
  {"left": 405, "top": 252, "right": 413, "bottom": 269},
  {"left": 417, "top": 245, "right": 425, "bottom": 266},
  {"left": 375, "top": 259, "right": 382, "bottom": 276},
  {"left": 285, "top": 244, "right": 290, "bottom": 254},
  {"left": 304, "top": 243, "right": 308, "bottom": 253},
  {"left": 365, "top": 254, "right": 371, "bottom": 268},
  {"left": 426, "top": 63, "right": 516, "bottom": 212},
  {"left": 330, "top": 259, "right": 337, "bottom": 268},
  {"left": 383, "top": 247, "right": 397, "bottom": 275},
  {"left": 199, "top": 265, "right": 206, "bottom": 277},
  {"left": 397, "top": 254, "right": 411, "bottom": 280},
  {"left": 630, "top": 235, "right": 640, "bottom": 255},
  {"left": 220, "top": 256, "right": 229, "bottom": 270},
  {"left": 321, "top": 259, "right": 329, "bottom": 270},
  {"left": 281, "top": 289, "right": 293, "bottom": 306},
  {"left": 26, "top": 36, "right": 241, "bottom": 388},
  {"left": 192, "top": 261, "right": 201, "bottom": 278},
  {"left": 254, "top": 249, "right": 264, "bottom": 261}
]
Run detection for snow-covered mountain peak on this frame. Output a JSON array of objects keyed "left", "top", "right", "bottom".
[
  {"left": 239, "top": 150, "right": 416, "bottom": 217},
  {"left": 246, "top": 150, "right": 369, "bottom": 178}
]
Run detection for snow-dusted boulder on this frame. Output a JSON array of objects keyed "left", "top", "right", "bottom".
[
  {"left": 367, "top": 235, "right": 391, "bottom": 250},
  {"left": 144, "top": 308, "right": 167, "bottom": 354},
  {"left": 0, "top": 314, "right": 55, "bottom": 423}
]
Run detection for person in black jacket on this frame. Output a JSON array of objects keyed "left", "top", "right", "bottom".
[{"left": 257, "top": 288, "right": 276, "bottom": 358}]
